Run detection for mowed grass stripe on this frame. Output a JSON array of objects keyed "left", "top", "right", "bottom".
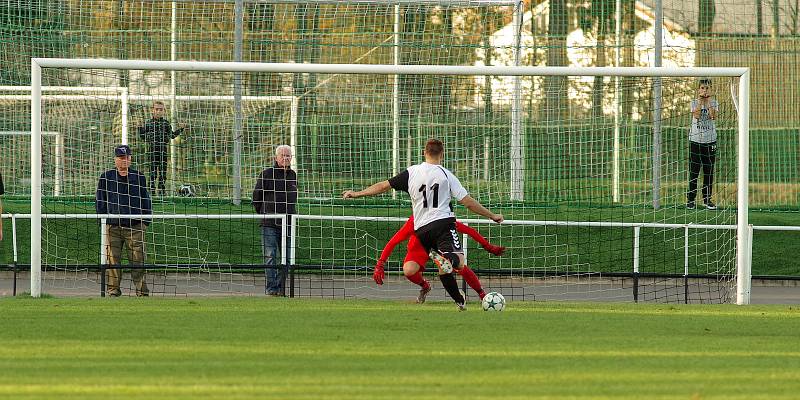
[
  {"left": 1, "top": 298, "right": 799, "bottom": 399},
  {"left": 2, "top": 342, "right": 800, "bottom": 359}
]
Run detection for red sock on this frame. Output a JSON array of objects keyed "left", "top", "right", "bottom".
[
  {"left": 458, "top": 266, "right": 485, "bottom": 299},
  {"left": 406, "top": 271, "right": 429, "bottom": 288}
]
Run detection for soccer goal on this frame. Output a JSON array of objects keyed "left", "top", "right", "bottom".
[{"left": 28, "top": 58, "right": 751, "bottom": 304}]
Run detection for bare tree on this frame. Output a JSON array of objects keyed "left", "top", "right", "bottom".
[
  {"left": 772, "top": 0, "right": 781, "bottom": 38},
  {"left": 591, "top": 0, "right": 615, "bottom": 119},
  {"left": 543, "top": 0, "right": 568, "bottom": 123},
  {"left": 757, "top": 0, "right": 764, "bottom": 35},
  {"left": 247, "top": 3, "right": 276, "bottom": 95},
  {"left": 699, "top": 0, "right": 716, "bottom": 34}
]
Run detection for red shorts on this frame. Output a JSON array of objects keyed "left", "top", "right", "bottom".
[{"left": 404, "top": 235, "right": 429, "bottom": 271}]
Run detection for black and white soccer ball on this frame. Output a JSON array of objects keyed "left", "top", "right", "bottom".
[
  {"left": 482, "top": 292, "right": 506, "bottom": 312},
  {"left": 178, "top": 184, "right": 195, "bottom": 197}
]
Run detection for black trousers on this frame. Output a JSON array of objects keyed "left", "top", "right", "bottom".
[
  {"left": 148, "top": 154, "right": 168, "bottom": 195},
  {"left": 687, "top": 141, "right": 716, "bottom": 203}
]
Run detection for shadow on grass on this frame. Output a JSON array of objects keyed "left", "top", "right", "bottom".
[{"left": 14, "top": 292, "right": 56, "bottom": 299}]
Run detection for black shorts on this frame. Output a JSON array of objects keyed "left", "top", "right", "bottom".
[{"left": 415, "top": 217, "right": 463, "bottom": 255}]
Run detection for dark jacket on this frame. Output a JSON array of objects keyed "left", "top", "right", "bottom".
[
  {"left": 138, "top": 118, "right": 183, "bottom": 157},
  {"left": 96, "top": 169, "right": 153, "bottom": 227},
  {"left": 252, "top": 163, "right": 298, "bottom": 228}
]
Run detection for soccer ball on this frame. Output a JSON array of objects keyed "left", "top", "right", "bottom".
[
  {"left": 178, "top": 184, "right": 195, "bottom": 197},
  {"left": 482, "top": 292, "right": 506, "bottom": 312}
]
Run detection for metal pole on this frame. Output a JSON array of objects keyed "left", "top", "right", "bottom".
[
  {"left": 392, "top": 4, "right": 400, "bottom": 200},
  {"left": 633, "top": 226, "right": 640, "bottom": 302},
  {"left": 684, "top": 225, "right": 689, "bottom": 304},
  {"left": 290, "top": 214, "right": 297, "bottom": 267},
  {"left": 290, "top": 97, "right": 299, "bottom": 171},
  {"left": 612, "top": 0, "right": 622, "bottom": 203},
  {"left": 232, "top": 0, "right": 244, "bottom": 205},
  {"left": 30, "top": 61, "right": 42, "bottom": 298},
  {"left": 121, "top": 88, "right": 129, "bottom": 145},
  {"left": 54, "top": 133, "right": 63, "bottom": 196},
  {"left": 483, "top": 137, "right": 489, "bottom": 180},
  {"left": 651, "top": 0, "right": 663, "bottom": 210},
  {"left": 12, "top": 215, "right": 18, "bottom": 295},
  {"left": 736, "top": 71, "right": 751, "bottom": 305},
  {"left": 170, "top": 1, "right": 178, "bottom": 195},
  {"left": 100, "top": 218, "right": 107, "bottom": 267},
  {"left": 510, "top": 0, "right": 524, "bottom": 201},
  {"left": 11, "top": 215, "right": 18, "bottom": 265}
]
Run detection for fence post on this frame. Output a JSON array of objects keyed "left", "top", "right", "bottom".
[
  {"left": 12, "top": 215, "right": 18, "bottom": 296},
  {"left": 633, "top": 226, "right": 640, "bottom": 303},
  {"left": 684, "top": 225, "right": 689, "bottom": 304},
  {"left": 100, "top": 265, "right": 106, "bottom": 297}
]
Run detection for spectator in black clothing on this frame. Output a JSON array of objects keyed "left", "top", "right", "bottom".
[
  {"left": 252, "top": 145, "right": 298, "bottom": 296},
  {"left": 96, "top": 145, "right": 153, "bottom": 297},
  {"left": 137, "top": 101, "right": 186, "bottom": 195}
]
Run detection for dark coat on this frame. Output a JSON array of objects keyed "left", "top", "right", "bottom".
[
  {"left": 138, "top": 118, "right": 183, "bottom": 159},
  {"left": 96, "top": 169, "right": 153, "bottom": 227},
  {"left": 252, "top": 163, "right": 298, "bottom": 228}
]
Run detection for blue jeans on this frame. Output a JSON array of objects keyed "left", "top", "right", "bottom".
[{"left": 261, "top": 226, "right": 290, "bottom": 294}]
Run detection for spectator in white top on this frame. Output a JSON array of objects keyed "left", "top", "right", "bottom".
[{"left": 687, "top": 78, "right": 719, "bottom": 210}]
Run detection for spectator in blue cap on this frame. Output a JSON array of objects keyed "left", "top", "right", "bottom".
[{"left": 96, "top": 144, "right": 152, "bottom": 296}]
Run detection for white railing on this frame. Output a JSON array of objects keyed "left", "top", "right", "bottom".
[{"left": 4, "top": 213, "right": 789, "bottom": 302}]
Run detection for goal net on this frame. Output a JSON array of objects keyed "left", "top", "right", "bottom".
[{"left": 29, "top": 59, "right": 750, "bottom": 304}]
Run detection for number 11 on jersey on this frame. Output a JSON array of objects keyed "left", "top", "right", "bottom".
[{"left": 418, "top": 183, "right": 439, "bottom": 208}]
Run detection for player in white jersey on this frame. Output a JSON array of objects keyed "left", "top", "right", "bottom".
[{"left": 343, "top": 138, "right": 503, "bottom": 310}]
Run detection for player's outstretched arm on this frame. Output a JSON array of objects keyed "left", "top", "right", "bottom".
[
  {"left": 455, "top": 221, "right": 505, "bottom": 256},
  {"left": 373, "top": 218, "right": 414, "bottom": 285},
  {"left": 342, "top": 180, "right": 391, "bottom": 199},
  {"left": 458, "top": 195, "right": 503, "bottom": 223}
]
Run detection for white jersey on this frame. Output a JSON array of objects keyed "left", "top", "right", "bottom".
[
  {"left": 388, "top": 162, "right": 468, "bottom": 231},
  {"left": 689, "top": 98, "right": 719, "bottom": 144}
]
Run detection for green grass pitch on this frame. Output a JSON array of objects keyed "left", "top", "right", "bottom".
[{"left": 1, "top": 298, "right": 799, "bottom": 399}]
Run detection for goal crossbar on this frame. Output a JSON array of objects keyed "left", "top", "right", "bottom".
[
  {"left": 33, "top": 58, "right": 748, "bottom": 78},
  {"left": 29, "top": 58, "right": 751, "bottom": 304}
]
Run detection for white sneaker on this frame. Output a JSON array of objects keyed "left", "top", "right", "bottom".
[{"left": 429, "top": 250, "right": 453, "bottom": 274}]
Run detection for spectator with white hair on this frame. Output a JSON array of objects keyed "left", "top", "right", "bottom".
[{"left": 252, "top": 145, "right": 298, "bottom": 296}]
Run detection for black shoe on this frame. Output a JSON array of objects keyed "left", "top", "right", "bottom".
[
  {"left": 704, "top": 201, "right": 717, "bottom": 210},
  {"left": 686, "top": 201, "right": 696, "bottom": 210}
]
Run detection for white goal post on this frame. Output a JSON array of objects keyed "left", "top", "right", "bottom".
[{"left": 29, "top": 58, "right": 751, "bottom": 304}]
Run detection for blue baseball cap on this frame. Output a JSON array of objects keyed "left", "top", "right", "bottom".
[{"left": 114, "top": 145, "right": 132, "bottom": 157}]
